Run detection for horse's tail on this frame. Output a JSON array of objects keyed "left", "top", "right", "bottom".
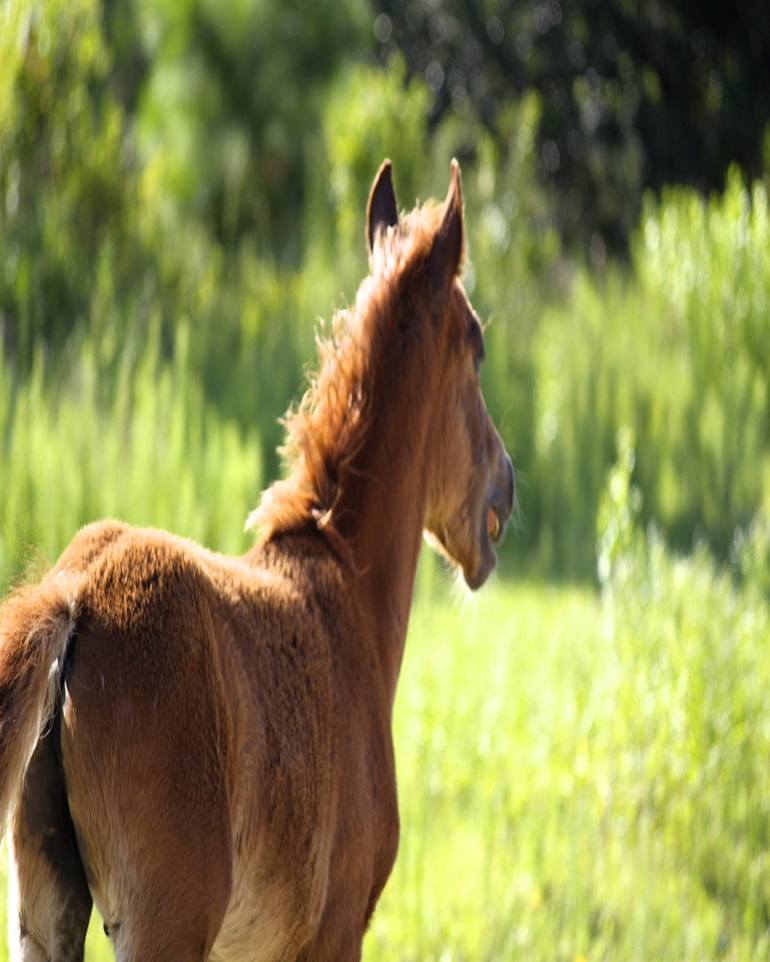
[{"left": 0, "top": 574, "right": 79, "bottom": 834}]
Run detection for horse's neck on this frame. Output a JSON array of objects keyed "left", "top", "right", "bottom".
[{"left": 336, "top": 401, "right": 433, "bottom": 702}]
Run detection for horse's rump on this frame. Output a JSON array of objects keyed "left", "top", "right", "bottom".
[{"left": 56, "top": 525, "right": 339, "bottom": 960}]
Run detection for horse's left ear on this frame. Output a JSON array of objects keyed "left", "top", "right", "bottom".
[
  {"left": 367, "top": 159, "right": 399, "bottom": 253},
  {"left": 429, "top": 159, "right": 464, "bottom": 288}
]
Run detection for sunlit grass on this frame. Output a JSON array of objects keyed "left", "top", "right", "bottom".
[
  {"left": 0, "top": 323, "right": 261, "bottom": 593},
  {"left": 366, "top": 570, "right": 770, "bottom": 962}
]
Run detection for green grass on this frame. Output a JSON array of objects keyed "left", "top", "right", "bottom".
[
  {"left": 0, "top": 322, "right": 261, "bottom": 592},
  {"left": 369, "top": 574, "right": 770, "bottom": 962}
]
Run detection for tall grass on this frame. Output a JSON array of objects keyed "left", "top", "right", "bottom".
[
  {"left": 0, "top": 320, "right": 261, "bottom": 591},
  {"left": 534, "top": 171, "right": 770, "bottom": 573}
]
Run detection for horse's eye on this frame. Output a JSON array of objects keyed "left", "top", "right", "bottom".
[{"left": 468, "top": 320, "right": 485, "bottom": 372}]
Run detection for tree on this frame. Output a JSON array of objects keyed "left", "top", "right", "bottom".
[{"left": 373, "top": 0, "right": 770, "bottom": 253}]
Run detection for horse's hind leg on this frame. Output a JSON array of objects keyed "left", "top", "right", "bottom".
[{"left": 7, "top": 723, "right": 91, "bottom": 962}]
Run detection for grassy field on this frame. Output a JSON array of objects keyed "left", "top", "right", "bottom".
[
  {"left": 2, "top": 538, "right": 769, "bottom": 960},
  {"left": 374, "top": 563, "right": 770, "bottom": 962}
]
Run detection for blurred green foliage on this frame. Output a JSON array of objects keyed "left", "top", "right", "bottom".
[
  {"left": 534, "top": 172, "right": 770, "bottom": 573},
  {"left": 135, "top": 0, "right": 370, "bottom": 255},
  {"left": 596, "top": 438, "right": 770, "bottom": 948},
  {"left": 0, "top": 0, "right": 140, "bottom": 360},
  {"left": 322, "top": 54, "right": 429, "bottom": 262},
  {"left": 0, "top": 320, "right": 260, "bottom": 589},
  {"left": 0, "top": 0, "right": 769, "bottom": 587}
]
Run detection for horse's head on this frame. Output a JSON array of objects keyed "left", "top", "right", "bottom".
[{"left": 367, "top": 160, "right": 515, "bottom": 589}]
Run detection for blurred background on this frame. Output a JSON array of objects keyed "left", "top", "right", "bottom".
[{"left": 1, "top": 0, "right": 770, "bottom": 959}]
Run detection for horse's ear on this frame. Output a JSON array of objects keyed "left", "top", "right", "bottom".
[
  {"left": 429, "top": 159, "right": 464, "bottom": 288},
  {"left": 367, "top": 159, "right": 399, "bottom": 253}
]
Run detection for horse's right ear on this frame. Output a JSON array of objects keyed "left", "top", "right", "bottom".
[
  {"left": 367, "top": 159, "right": 399, "bottom": 253},
  {"left": 428, "top": 159, "right": 464, "bottom": 290}
]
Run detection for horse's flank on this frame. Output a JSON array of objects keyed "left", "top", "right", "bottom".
[{"left": 0, "top": 160, "right": 514, "bottom": 962}]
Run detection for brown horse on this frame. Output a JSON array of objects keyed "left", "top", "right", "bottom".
[{"left": 0, "top": 160, "right": 514, "bottom": 962}]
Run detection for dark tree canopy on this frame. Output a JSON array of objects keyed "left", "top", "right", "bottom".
[{"left": 373, "top": 0, "right": 770, "bottom": 252}]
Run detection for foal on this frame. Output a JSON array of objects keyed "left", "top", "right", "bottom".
[{"left": 0, "top": 160, "right": 514, "bottom": 962}]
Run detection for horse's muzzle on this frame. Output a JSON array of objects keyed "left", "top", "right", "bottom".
[{"left": 488, "top": 453, "right": 515, "bottom": 546}]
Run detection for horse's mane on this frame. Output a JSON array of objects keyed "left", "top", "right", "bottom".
[{"left": 246, "top": 200, "right": 455, "bottom": 556}]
